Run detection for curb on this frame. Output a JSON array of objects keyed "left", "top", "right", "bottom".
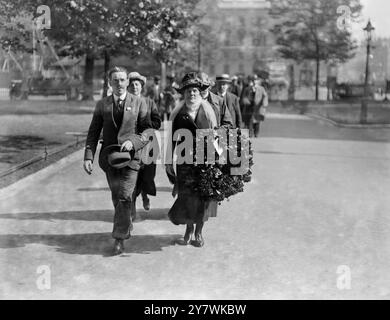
[
  {"left": 0, "top": 149, "right": 83, "bottom": 200},
  {"left": 305, "top": 113, "right": 390, "bottom": 129},
  {"left": 266, "top": 113, "right": 311, "bottom": 120}
]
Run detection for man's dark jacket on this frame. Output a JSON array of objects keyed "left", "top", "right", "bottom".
[
  {"left": 222, "top": 92, "right": 242, "bottom": 129},
  {"left": 84, "top": 93, "right": 151, "bottom": 172},
  {"left": 206, "top": 91, "right": 233, "bottom": 128}
]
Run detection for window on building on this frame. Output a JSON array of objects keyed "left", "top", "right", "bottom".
[
  {"left": 238, "top": 51, "right": 244, "bottom": 60},
  {"left": 224, "top": 31, "right": 231, "bottom": 46},
  {"left": 252, "top": 34, "right": 260, "bottom": 46},
  {"left": 237, "top": 29, "right": 246, "bottom": 45},
  {"left": 223, "top": 50, "right": 229, "bottom": 60},
  {"left": 239, "top": 16, "right": 245, "bottom": 27},
  {"left": 224, "top": 64, "right": 230, "bottom": 74},
  {"left": 238, "top": 63, "right": 245, "bottom": 73},
  {"left": 261, "top": 34, "right": 267, "bottom": 46},
  {"left": 299, "top": 69, "right": 313, "bottom": 86}
]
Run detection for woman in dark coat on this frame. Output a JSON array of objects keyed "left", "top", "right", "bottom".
[
  {"left": 128, "top": 72, "right": 161, "bottom": 215},
  {"left": 165, "top": 72, "right": 218, "bottom": 247}
]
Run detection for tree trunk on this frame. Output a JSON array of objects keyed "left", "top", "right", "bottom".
[
  {"left": 82, "top": 52, "right": 94, "bottom": 101},
  {"left": 288, "top": 64, "right": 295, "bottom": 100},
  {"left": 103, "top": 50, "right": 111, "bottom": 98},
  {"left": 197, "top": 32, "right": 202, "bottom": 72},
  {"left": 315, "top": 57, "right": 320, "bottom": 101}
]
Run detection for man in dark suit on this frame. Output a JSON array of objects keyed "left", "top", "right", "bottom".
[
  {"left": 215, "top": 74, "right": 242, "bottom": 129},
  {"left": 198, "top": 72, "right": 233, "bottom": 128},
  {"left": 83, "top": 66, "right": 151, "bottom": 255}
]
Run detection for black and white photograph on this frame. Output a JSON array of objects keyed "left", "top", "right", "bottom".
[{"left": 0, "top": 0, "right": 390, "bottom": 304}]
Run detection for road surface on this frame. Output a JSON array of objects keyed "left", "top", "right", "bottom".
[{"left": 0, "top": 115, "right": 389, "bottom": 299}]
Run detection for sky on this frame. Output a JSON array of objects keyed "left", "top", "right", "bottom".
[{"left": 351, "top": 0, "right": 390, "bottom": 40}]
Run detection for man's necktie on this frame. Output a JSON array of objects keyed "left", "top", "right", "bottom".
[
  {"left": 114, "top": 99, "right": 124, "bottom": 127},
  {"left": 117, "top": 99, "right": 123, "bottom": 110}
]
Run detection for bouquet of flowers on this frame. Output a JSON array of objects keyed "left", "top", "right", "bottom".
[{"left": 192, "top": 128, "right": 254, "bottom": 203}]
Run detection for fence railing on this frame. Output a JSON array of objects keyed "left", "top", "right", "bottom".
[{"left": 0, "top": 133, "right": 86, "bottom": 179}]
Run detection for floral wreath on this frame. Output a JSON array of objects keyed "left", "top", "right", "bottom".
[{"left": 183, "top": 128, "right": 254, "bottom": 203}]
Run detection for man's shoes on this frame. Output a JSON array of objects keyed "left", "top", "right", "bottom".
[
  {"left": 183, "top": 224, "right": 194, "bottom": 245},
  {"left": 191, "top": 233, "right": 204, "bottom": 247},
  {"left": 142, "top": 196, "right": 150, "bottom": 211},
  {"left": 113, "top": 239, "right": 124, "bottom": 255}
]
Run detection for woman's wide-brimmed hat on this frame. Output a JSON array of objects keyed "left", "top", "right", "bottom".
[
  {"left": 128, "top": 72, "right": 146, "bottom": 86},
  {"left": 100, "top": 144, "right": 133, "bottom": 170},
  {"left": 178, "top": 72, "right": 209, "bottom": 93},
  {"left": 216, "top": 74, "right": 232, "bottom": 83}
]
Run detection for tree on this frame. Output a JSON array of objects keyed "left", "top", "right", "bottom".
[
  {"left": 269, "top": 0, "right": 362, "bottom": 100},
  {"left": 1, "top": 0, "right": 201, "bottom": 100}
]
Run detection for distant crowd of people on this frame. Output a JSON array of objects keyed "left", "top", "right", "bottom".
[{"left": 144, "top": 72, "right": 269, "bottom": 138}]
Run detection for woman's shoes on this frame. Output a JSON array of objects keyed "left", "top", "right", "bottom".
[
  {"left": 180, "top": 225, "right": 204, "bottom": 247},
  {"left": 192, "top": 233, "right": 204, "bottom": 247},
  {"left": 113, "top": 239, "right": 124, "bottom": 255},
  {"left": 183, "top": 224, "right": 194, "bottom": 245}
]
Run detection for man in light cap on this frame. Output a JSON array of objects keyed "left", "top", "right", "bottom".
[
  {"left": 215, "top": 74, "right": 242, "bottom": 129},
  {"left": 198, "top": 72, "right": 233, "bottom": 128}
]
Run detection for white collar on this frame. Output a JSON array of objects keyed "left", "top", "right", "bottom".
[{"left": 113, "top": 92, "right": 127, "bottom": 102}]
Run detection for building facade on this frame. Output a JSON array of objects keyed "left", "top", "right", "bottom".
[{"left": 199, "top": 0, "right": 274, "bottom": 77}]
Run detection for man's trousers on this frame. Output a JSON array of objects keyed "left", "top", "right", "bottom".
[{"left": 106, "top": 166, "right": 138, "bottom": 240}]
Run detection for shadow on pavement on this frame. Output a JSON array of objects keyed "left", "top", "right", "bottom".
[
  {"left": 255, "top": 150, "right": 390, "bottom": 160},
  {"left": 77, "top": 187, "right": 110, "bottom": 192},
  {"left": 0, "top": 210, "right": 113, "bottom": 223},
  {"left": 0, "top": 232, "right": 181, "bottom": 257},
  {"left": 77, "top": 186, "right": 173, "bottom": 193},
  {"left": 0, "top": 208, "right": 170, "bottom": 223},
  {"left": 156, "top": 186, "right": 173, "bottom": 193},
  {"left": 135, "top": 209, "right": 169, "bottom": 221}
]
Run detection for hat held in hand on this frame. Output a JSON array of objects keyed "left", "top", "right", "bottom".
[{"left": 101, "top": 144, "right": 133, "bottom": 169}]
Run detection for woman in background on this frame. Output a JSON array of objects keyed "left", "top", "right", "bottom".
[{"left": 128, "top": 72, "right": 161, "bottom": 217}]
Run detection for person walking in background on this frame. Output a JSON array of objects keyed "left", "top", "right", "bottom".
[
  {"left": 240, "top": 75, "right": 256, "bottom": 131},
  {"left": 165, "top": 72, "right": 218, "bottom": 247},
  {"left": 162, "top": 75, "right": 179, "bottom": 121},
  {"left": 240, "top": 75, "right": 268, "bottom": 137},
  {"left": 215, "top": 74, "right": 242, "bottom": 129},
  {"left": 198, "top": 72, "right": 233, "bottom": 128},
  {"left": 252, "top": 78, "right": 268, "bottom": 137},
  {"left": 83, "top": 66, "right": 151, "bottom": 255},
  {"left": 146, "top": 75, "right": 163, "bottom": 114},
  {"left": 128, "top": 72, "right": 161, "bottom": 217},
  {"left": 230, "top": 75, "right": 243, "bottom": 99}
]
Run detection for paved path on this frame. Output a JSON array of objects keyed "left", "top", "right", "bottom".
[{"left": 1, "top": 117, "right": 390, "bottom": 299}]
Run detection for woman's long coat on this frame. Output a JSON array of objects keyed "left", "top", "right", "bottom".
[
  {"left": 134, "top": 96, "right": 161, "bottom": 197},
  {"left": 168, "top": 103, "right": 218, "bottom": 225}
]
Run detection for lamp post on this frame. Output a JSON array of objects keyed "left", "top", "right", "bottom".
[
  {"left": 197, "top": 32, "right": 202, "bottom": 72},
  {"left": 361, "top": 20, "right": 375, "bottom": 123}
]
